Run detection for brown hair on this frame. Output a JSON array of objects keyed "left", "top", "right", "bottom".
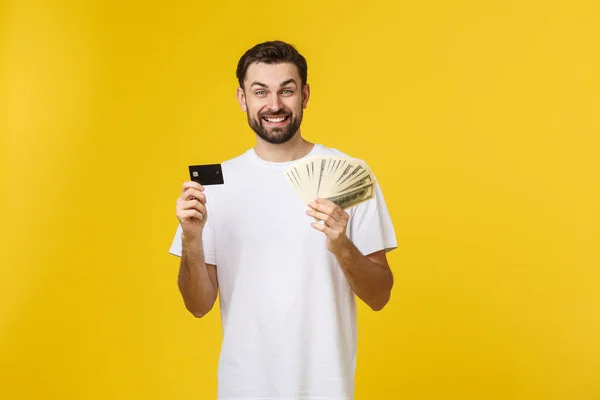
[{"left": 236, "top": 40, "right": 308, "bottom": 90}]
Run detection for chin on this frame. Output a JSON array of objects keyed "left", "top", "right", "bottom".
[
  {"left": 250, "top": 118, "right": 300, "bottom": 145},
  {"left": 263, "top": 134, "right": 295, "bottom": 145}
]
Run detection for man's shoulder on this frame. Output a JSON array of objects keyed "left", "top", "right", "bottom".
[{"left": 315, "top": 144, "right": 366, "bottom": 163}]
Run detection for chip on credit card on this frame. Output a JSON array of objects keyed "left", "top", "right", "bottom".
[{"left": 188, "top": 164, "right": 224, "bottom": 185}]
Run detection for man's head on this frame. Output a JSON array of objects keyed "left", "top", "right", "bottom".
[{"left": 236, "top": 41, "right": 310, "bottom": 145}]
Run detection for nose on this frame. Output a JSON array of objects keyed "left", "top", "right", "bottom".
[{"left": 266, "top": 93, "right": 283, "bottom": 112}]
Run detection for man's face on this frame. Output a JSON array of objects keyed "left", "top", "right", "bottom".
[{"left": 237, "top": 62, "right": 310, "bottom": 144}]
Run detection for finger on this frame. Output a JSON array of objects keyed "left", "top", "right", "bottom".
[
  {"left": 308, "top": 200, "right": 347, "bottom": 225},
  {"left": 179, "top": 209, "right": 204, "bottom": 221},
  {"left": 315, "top": 197, "right": 348, "bottom": 221},
  {"left": 182, "top": 181, "right": 204, "bottom": 194},
  {"left": 314, "top": 197, "right": 337, "bottom": 208},
  {"left": 182, "top": 188, "right": 206, "bottom": 203},
  {"left": 177, "top": 197, "right": 206, "bottom": 215},
  {"left": 313, "top": 197, "right": 346, "bottom": 217},
  {"left": 310, "top": 222, "right": 342, "bottom": 239},
  {"left": 310, "top": 221, "right": 327, "bottom": 233},
  {"left": 306, "top": 209, "right": 340, "bottom": 228},
  {"left": 308, "top": 197, "right": 341, "bottom": 215},
  {"left": 181, "top": 199, "right": 206, "bottom": 214},
  {"left": 307, "top": 199, "right": 335, "bottom": 216}
]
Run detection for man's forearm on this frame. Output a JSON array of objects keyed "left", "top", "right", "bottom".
[
  {"left": 334, "top": 241, "right": 393, "bottom": 311},
  {"left": 178, "top": 234, "right": 217, "bottom": 317}
]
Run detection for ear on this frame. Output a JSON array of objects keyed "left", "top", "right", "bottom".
[
  {"left": 236, "top": 87, "right": 247, "bottom": 112},
  {"left": 301, "top": 83, "right": 310, "bottom": 109}
]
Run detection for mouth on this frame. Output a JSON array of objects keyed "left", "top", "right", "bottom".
[{"left": 261, "top": 115, "right": 290, "bottom": 126}]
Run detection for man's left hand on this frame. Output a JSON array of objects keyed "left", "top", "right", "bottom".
[{"left": 307, "top": 198, "right": 350, "bottom": 255}]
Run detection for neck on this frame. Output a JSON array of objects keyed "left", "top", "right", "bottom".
[{"left": 253, "top": 132, "right": 315, "bottom": 162}]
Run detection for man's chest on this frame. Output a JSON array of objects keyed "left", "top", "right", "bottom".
[{"left": 209, "top": 173, "right": 322, "bottom": 248}]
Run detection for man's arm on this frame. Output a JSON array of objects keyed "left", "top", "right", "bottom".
[
  {"left": 178, "top": 234, "right": 219, "bottom": 318},
  {"left": 175, "top": 181, "right": 219, "bottom": 318},
  {"left": 307, "top": 197, "right": 394, "bottom": 311},
  {"left": 333, "top": 246, "right": 393, "bottom": 311}
]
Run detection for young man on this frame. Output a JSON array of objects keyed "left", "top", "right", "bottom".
[{"left": 169, "top": 40, "right": 397, "bottom": 400}]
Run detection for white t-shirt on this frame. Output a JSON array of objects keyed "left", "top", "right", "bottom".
[{"left": 169, "top": 143, "right": 397, "bottom": 400}]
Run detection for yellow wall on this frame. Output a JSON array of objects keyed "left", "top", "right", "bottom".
[{"left": 1, "top": 1, "right": 598, "bottom": 399}]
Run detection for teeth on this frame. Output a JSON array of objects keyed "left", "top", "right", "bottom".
[{"left": 265, "top": 117, "right": 286, "bottom": 123}]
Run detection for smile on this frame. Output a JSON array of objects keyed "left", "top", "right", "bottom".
[{"left": 262, "top": 116, "right": 289, "bottom": 124}]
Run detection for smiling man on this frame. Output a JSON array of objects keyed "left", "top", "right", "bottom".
[
  {"left": 243, "top": 68, "right": 304, "bottom": 145},
  {"left": 169, "top": 40, "right": 397, "bottom": 400}
]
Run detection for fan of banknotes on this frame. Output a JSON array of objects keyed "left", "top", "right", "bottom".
[{"left": 283, "top": 155, "right": 376, "bottom": 210}]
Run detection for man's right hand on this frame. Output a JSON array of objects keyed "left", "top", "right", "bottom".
[{"left": 176, "top": 181, "right": 207, "bottom": 240}]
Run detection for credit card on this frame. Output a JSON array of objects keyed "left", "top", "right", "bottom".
[{"left": 188, "top": 164, "right": 224, "bottom": 185}]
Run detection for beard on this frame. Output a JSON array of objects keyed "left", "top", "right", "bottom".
[{"left": 247, "top": 108, "right": 303, "bottom": 145}]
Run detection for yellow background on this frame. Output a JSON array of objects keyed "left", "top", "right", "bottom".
[{"left": 1, "top": 0, "right": 599, "bottom": 399}]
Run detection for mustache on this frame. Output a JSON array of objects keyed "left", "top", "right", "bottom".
[{"left": 259, "top": 110, "right": 291, "bottom": 118}]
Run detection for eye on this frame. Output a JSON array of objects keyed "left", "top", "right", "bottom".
[
  {"left": 255, "top": 90, "right": 266, "bottom": 96},
  {"left": 282, "top": 89, "right": 293, "bottom": 95}
]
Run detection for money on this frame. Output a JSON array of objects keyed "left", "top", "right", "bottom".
[{"left": 283, "top": 155, "right": 376, "bottom": 210}]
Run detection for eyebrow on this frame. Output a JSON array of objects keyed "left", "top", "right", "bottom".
[{"left": 249, "top": 79, "right": 298, "bottom": 89}]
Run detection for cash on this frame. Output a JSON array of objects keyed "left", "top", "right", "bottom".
[{"left": 283, "top": 155, "right": 376, "bottom": 210}]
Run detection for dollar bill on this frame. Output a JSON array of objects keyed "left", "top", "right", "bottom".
[
  {"left": 336, "top": 168, "right": 374, "bottom": 194},
  {"left": 325, "top": 182, "right": 375, "bottom": 210},
  {"left": 283, "top": 155, "right": 376, "bottom": 210}
]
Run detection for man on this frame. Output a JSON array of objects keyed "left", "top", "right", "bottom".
[{"left": 169, "top": 40, "right": 397, "bottom": 400}]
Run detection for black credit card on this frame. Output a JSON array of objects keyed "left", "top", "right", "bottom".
[{"left": 188, "top": 164, "right": 224, "bottom": 185}]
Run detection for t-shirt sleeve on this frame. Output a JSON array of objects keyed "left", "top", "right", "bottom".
[
  {"left": 168, "top": 214, "right": 218, "bottom": 266},
  {"left": 347, "top": 177, "right": 398, "bottom": 256}
]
